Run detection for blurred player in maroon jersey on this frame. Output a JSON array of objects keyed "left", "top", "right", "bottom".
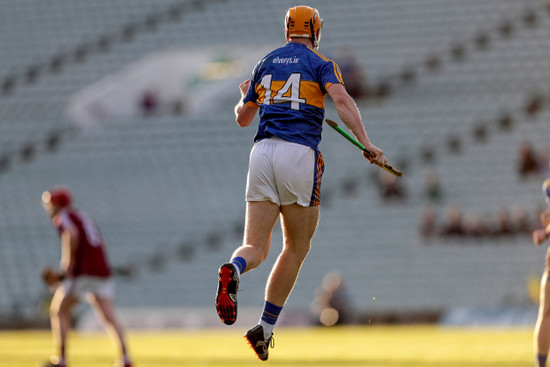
[
  {"left": 41, "top": 187, "right": 132, "bottom": 367},
  {"left": 534, "top": 179, "right": 550, "bottom": 367}
]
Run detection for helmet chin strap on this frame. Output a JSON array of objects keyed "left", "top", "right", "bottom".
[
  {"left": 312, "top": 33, "right": 320, "bottom": 50},
  {"left": 310, "top": 19, "right": 317, "bottom": 49},
  {"left": 310, "top": 19, "right": 322, "bottom": 50}
]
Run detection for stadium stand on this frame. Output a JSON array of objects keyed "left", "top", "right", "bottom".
[{"left": 1, "top": 0, "right": 550, "bottom": 326}]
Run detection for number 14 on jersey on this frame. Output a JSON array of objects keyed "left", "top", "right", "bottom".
[{"left": 261, "top": 73, "right": 306, "bottom": 110}]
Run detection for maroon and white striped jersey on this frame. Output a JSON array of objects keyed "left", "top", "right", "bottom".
[{"left": 53, "top": 208, "right": 111, "bottom": 278}]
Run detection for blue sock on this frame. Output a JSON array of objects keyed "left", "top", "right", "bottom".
[
  {"left": 259, "top": 301, "right": 283, "bottom": 339},
  {"left": 231, "top": 256, "right": 246, "bottom": 276},
  {"left": 537, "top": 354, "right": 547, "bottom": 367}
]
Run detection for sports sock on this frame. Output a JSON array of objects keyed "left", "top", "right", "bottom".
[
  {"left": 537, "top": 354, "right": 547, "bottom": 367},
  {"left": 58, "top": 345, "right": 66, "bottom": 365},
  {"left": 231, "top": 256, "right": 246, "bottom": 277},
  {"left": 259, "top": 301, "right": 283, "bottom": 339},
  {"left": 120, "top": 344, "right": 130, "bottom": 363}
]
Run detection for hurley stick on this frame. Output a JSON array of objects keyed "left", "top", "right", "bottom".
[{"left": 325, "top": 119, "right": 402, "bottom": 177}]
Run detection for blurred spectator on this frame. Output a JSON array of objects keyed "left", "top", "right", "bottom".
[
  {"left": 447, "top": 133, "right": 461, "bottom": 154},
  {"left": 518, "top": 141, "right": 540, "bottom": 178},
  {"left": 424, "top": 169, "right": 443, "bottom": 202},
  {"left": 441, "top": 204, "right": 465, "bottom": 236},
  {"left": 378, "top": 170, "right": 406, "bottom": 201},
  {"left": 139, "top": 89, "right": 159, "bottom": 116},
  {"left": 420, "top": 203, "right": 541, "bottom": 242},
  {"left": 512, "top": 205, "right": 532, "bottom": 235},
  {"left": 335, "top": 46, "right": 368, "bottom": 99},
  {"left": 463, "top": 212, "right": 490, "bottom": 237},
  {"left": 538, "top": 149, "right": 550, "bottom": 177},
  {"left": 171, "top": 99, "right": 185, "bottom": 115},
  {"left": 420, "top": 205, "right": 541, "bottom": 241},
  {"left": 492, "top": 207, "right": 514, "bottom": 237},
  {"left": 311, "top": 271, "right": 354, "bottom": 326},
  {"left": 419, "top": 205, "right": 437, "bottom": 240}
]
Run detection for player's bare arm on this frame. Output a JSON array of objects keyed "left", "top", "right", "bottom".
[
  {"left": 234, "top": 79, "right": 258, "bottom": 127},
  {"left": 60, "top": 229, "right": 78, "bottom": 275},
  {"left": 534, "top": 209, "right": 550, "bottom": 246},
  {"left": 326, "top": 83, "right": 387, "bottom": 166},
  {"left": 541, "top": 209, "right": 550, "bottom": 228}
]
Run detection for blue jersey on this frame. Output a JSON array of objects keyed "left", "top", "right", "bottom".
[{"left": 243, "top": 42, "right": 344, "bottom": 151}]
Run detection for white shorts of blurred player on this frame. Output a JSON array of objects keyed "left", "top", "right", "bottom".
[
  {"left": 61, "top": 276, "right": 115, "bottom": 301},
  {"left": 246, "top": 137, "right": 324, "bottom": 207}
]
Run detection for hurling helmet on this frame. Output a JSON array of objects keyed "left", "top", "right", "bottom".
[
  {"left": 285, "top": 6, "right": 323, "bottom": 49},
  {"left": 43, "top": 187, "right": 72, "bottom": 208}
]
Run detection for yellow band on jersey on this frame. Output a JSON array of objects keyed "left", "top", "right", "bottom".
[{"left": 254, "top": 80, "right": 327, "bottom": 109}]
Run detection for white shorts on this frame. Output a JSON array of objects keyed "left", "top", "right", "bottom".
[
  {"left": 246, "top": 137, "right": 324, "bottom": 207},
  {"left": 61, "top": 276, "right": 115, "bottom": 301}
]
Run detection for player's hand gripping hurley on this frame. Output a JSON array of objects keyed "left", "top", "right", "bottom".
[{"left": 325, "top": 119, "right": 402, "bottom": 177}]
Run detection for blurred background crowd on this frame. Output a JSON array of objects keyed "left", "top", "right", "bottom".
[{"left": 1, "top": 0, "right": 550, "bottom": 329}]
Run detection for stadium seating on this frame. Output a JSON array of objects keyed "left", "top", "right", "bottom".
[{"left": 1, "top": 0, "right": 550, "bottom": 324}]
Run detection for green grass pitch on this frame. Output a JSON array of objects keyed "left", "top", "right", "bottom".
[{"left": 0, "top": 325, "right": 535, "bottom": 367}]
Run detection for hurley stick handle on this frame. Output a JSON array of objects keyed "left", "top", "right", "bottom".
[{"left": 325, "top": 119, "right": 403, "bottom": 177}]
